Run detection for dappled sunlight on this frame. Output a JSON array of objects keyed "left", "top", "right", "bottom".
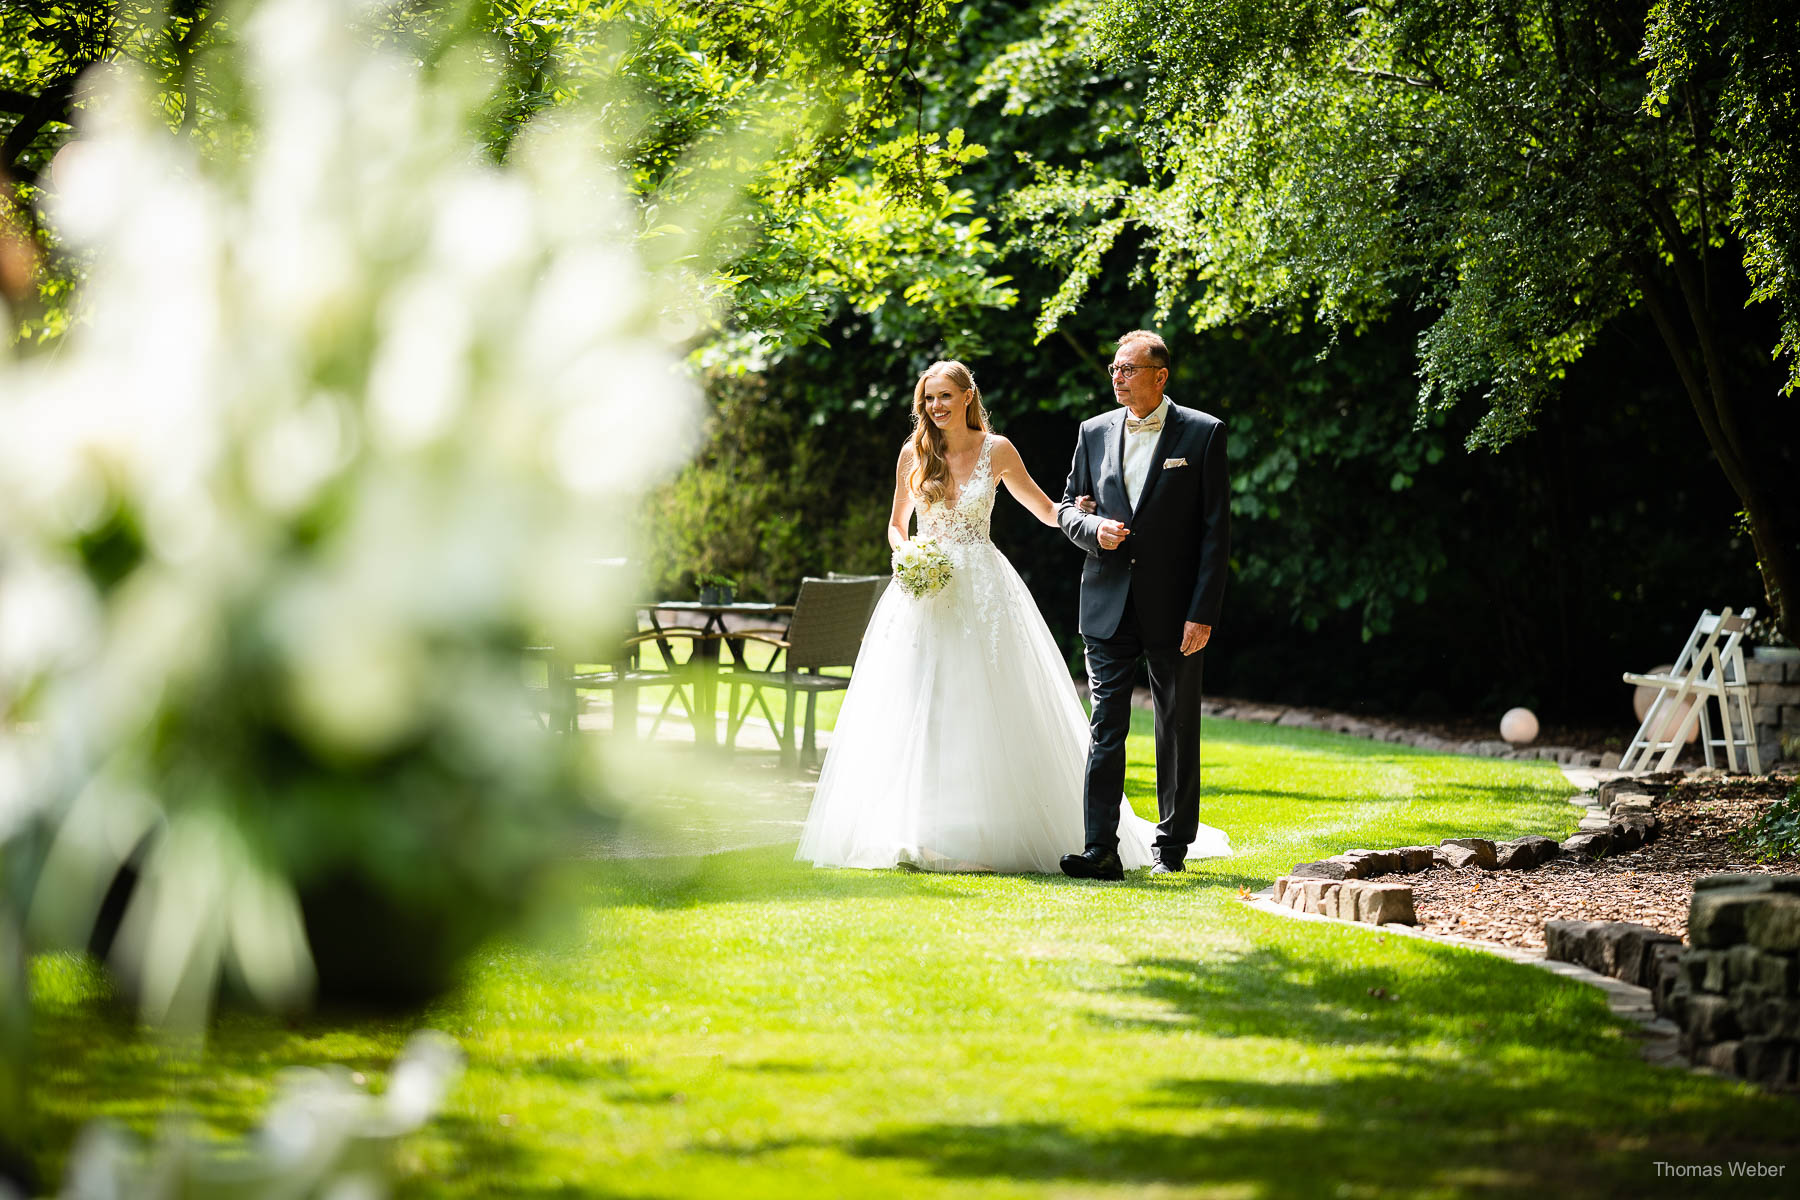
[{"left": 28, "top": 839, "right": 1800, "bottom": 1198}]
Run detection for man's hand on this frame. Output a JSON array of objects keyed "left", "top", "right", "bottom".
[
  {"left": 1180, "top": 622, "right": 1211, "bottom": 656},
  {"left": 1097, "top": 519, "right": 1130, "bottom": 550}
]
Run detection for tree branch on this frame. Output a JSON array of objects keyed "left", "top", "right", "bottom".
[
  {"left": 1641, "top": 191, "right": 1751, "bottom": 472},
  {"left": 174, "top": 7, "right": 220, "bottom": 132},
  {"left": 1339, "top": 64, "right": 1439, "bottom": 90},
  {"left": 1626, "top": 254, "right": 1751, "bottom": 500},
  {"left": 0, "top": 76, "right": 77, "bottom": 186},
  {"left": 1682, "top": 78, "right": 1711, "bottom": 312},
  {"left": 1058, "top": 327, "right": 1101, "bottom": 374}
]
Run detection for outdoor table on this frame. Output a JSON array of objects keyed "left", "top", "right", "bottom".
[{"left": 638, "top": 601, "right": 794, "bottom": 748}]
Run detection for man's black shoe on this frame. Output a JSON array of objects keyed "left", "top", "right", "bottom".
[
  {"left": 1150, "top": 860, "right": 1185, "bottom": 875},
  {"left": 1059, "top": 848, "right": 1124, "bottom": 881}
]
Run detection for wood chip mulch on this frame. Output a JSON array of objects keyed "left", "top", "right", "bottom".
[{"left": 1410, "top": 774, "right": 1800, "bottom": 949}]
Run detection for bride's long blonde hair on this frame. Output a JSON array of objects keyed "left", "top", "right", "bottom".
[{"left": 908, "top": 360, "right": 990, "bottom": 505}]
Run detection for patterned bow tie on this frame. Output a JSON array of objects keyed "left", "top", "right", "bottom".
[{"left": 1125, "top": 413, "right": 1162, "bottom": 435}]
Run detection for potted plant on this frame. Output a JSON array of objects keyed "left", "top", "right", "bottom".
[{"left": 695, "top": 571, "right": 738, "bottom": 606}]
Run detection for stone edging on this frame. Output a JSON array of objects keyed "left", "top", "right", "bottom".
[
  {"left": 1247, "top": 764, "right": 1800, "bottom": 1085},
  {"left": 1265, "top": 771, "right": 1682, "bottom": 929},
  {"left": 1242, "top": 762, "right": 1699, "bottom": 1072},
  {"left": 1239, "top": 887, "right": 1686, "bottom": 1070}
]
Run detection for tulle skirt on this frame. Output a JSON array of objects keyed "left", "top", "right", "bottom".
[{"left": 796, "top": 541, "right": 1230, "bottom": 873}]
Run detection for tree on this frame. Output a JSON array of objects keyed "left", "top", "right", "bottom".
[
  {"left": 0, "top": 3, "right": 216, "bottom": 183},
  {"left": 4, "top": 1, "right": 1020, "bottom": 358},
  {"left": 1007, "top": 0, "right": 1800, "bottom": 640}
]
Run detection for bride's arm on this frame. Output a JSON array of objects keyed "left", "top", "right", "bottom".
[
  {"left": 991, "top": 437, "right": 1060, "bottom": 528},
  {"left": 888, "top": 445, "right": 917, "bottom": 551}
]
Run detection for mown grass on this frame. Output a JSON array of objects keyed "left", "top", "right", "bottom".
[{"left": 24, "top": 715, "right": 1799, "bottom": 1198}]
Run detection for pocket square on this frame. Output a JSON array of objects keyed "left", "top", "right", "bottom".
[{"left": 1162, "top": 457, "right": 1189, "bottom": 468}]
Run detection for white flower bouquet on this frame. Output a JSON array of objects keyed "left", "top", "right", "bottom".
[{"left": 892, "top": 538, "right": 953, "bottom": 599}]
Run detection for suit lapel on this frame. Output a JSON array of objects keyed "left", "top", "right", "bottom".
[
  {"left": 1130, "top": 406, "right": 1181, "bottom": 519},
  {"left": 1103, "top": 411, "right": 1132, "bottom": 515}
]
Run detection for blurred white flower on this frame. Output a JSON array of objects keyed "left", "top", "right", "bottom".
[{"left": 0, "top": 0, "right": 702, "bottom": 1027}]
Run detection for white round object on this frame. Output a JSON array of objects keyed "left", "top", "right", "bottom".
[
  {"left": 1500, "top": 707, "right": 1539, "bottom": 745},
  {"left": 1632, "top": 665, "right": 1699, "bottom": 744}
]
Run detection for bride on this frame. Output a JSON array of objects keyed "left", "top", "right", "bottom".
[{"left": 795, "top": 360, "right": 1230, "bottom": 873}]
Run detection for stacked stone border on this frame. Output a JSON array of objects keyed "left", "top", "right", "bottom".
[
  {"left": 1268, "top": 773, "right": 1678, "bottom": 926},
  {"left": 1250, "top": 765, "right": 1800, "bottom": 1088},
  {"left": 1658, "top": 876, "right": 1799, "bottom": 1089},
  {"left": 1541, "top": 875, "right": 1800, "bottom": 1091},
  {"left": 1252, "top": 766, "right": 1684, "bottom": 1072},
  {"left": 1746, "top": 648, "right": 1800, "bottom": 772}
]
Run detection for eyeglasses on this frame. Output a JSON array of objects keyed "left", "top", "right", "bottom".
[{"left": 1108, "top": 362, "right": 1162, "bottom": 379}]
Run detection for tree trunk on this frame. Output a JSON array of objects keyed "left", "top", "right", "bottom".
[
  {"left": 1632, "top": 256, "right": 1800, "bottom": 645},
  {"left": 1743, "top": 486, "right": 1799, "bottom": 641}
]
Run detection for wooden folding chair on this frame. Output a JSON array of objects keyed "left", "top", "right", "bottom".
[{"left": 1621, "top": 607, "right": 1761, "bottom": 773}]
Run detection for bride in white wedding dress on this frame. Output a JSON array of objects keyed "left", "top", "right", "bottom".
[{"left": 796, "top": 360, "right": 1230, "bottom": 873}]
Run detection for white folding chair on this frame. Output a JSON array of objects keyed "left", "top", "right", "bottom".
[{"left": 1621, "top": 607, "right": 1761, "bottom": 773}]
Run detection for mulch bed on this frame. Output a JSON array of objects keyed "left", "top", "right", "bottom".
[{"left": 1411, "top": 773, "right": 1800, "bottom": 949}]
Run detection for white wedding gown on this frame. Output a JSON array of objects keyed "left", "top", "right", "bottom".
[{"left": 796, "top": 434, "right": 1231, "bottom": 873}]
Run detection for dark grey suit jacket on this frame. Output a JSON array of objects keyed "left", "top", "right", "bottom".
[{"left": 1056, "top": 400, "right": 1230, "bottom": 649}]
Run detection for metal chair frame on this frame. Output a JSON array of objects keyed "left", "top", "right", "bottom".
[{"left": 723, "top": 576, "right": 885, "bottom": 768}]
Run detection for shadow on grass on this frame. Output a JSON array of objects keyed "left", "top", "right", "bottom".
[
  {"left": 578, "top": 846, "right": 1283, "bottom": 910},
  {"left": 730, "top": 1058, "right": 830, "bottom": 1075},
  {"left": 1196, "top": 778, "right": 1573, "bottom": 807},
  {"left": 1102, "top": 942, "right": 1603, "bottom": 1051},
  {"left": 399, "top": 1114, "right": 675, "bottom": 1200},
  {"left": 994, "top": 867, "right": 1276, "bottom": 895},
  {"left": 702, "top": 937, "right": 1799, "bottom": 1197},
  {"left": 801, "top": 1067, "right": 1797, "bottom": 1198},
  {"left": 576, "top": 848, "right": 984, "bottom": 911}
]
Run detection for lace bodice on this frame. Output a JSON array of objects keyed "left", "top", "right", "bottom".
[{"left": 915, "top": 434, "right": 996, "bottom": 546}]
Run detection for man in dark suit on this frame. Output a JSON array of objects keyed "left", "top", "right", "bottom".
[{"left": 1055, "top": 330, "right": 1230, "bottom": 880}]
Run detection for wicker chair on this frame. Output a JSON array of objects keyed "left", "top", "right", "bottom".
[
  {"left": 827, "top": 570, "right": 893, "bottom": 595},
  {"left": 724, "top": 576, "right": 885, "bottom": 768}
]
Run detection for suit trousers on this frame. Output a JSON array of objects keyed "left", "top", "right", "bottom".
[{"left": 1081, "top": 593, "right": 1204, "bottom": 861}]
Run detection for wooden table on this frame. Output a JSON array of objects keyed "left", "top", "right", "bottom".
[{"left": 638, "top": 601, "right": 793, "bottom": 748}]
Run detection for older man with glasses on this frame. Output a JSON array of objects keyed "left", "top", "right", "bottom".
[{"left": 1055, "top": 329, "right": 1231, "bottom": 880}]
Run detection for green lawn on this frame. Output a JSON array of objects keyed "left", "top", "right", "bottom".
[{"left": 24, "top": 716, "right": 1800, "bottom": 1197}]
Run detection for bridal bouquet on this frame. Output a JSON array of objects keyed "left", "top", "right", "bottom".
[{"left": 893, "top": 538, "right": 953, "bottom": 599}]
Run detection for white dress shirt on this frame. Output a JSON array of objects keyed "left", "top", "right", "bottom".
[{"left": 1121, "top": 396, "right": 1171, "bottom": 510}]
